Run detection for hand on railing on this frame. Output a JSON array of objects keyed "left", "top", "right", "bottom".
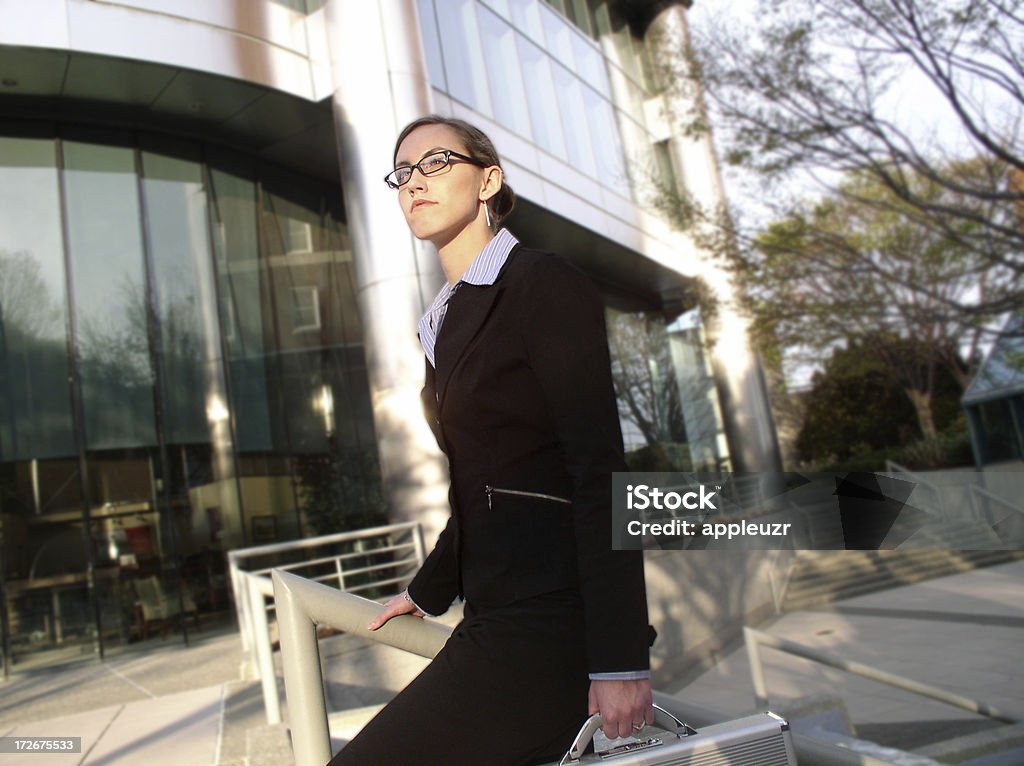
[{"left": 367, "top": 589, "right": 425, "bottom": 631}]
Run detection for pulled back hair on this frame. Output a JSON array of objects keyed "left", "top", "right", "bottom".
[{"left": 393, "top": 115, "right": 516, "bottom": 232}]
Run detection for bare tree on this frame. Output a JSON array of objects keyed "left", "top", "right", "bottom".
[{"left": 656, "top": 0, "right": 1023, "bottom": 323}]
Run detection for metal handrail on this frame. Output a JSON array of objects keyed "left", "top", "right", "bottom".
[
  {"left": 230, "top": 523, "right": 426, "bottom": 725},
  {"left": 273, "top": 570, "right": 915, "bottom": 766},
  {"left": 884, "top": 460, "right": 946, "bottom": 515},
  {"left": 968, "top": 483, "right": 1024, "bottom": 518},
  {"left": 272, "top": 569, "right": 451, "bottom": 766},
  {"left": 744, "top": 626, "right": 1023, "bottom": 724},
  {"left": 230, "top": 520, "right": 425, "bottom": 659}
]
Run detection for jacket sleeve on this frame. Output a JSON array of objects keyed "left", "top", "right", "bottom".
[
  {"left": 522, "top": 255, "right": 651, "bottom": 675},
  {"left": 406, "top": 514, "right": 459, "bottom": 616},
  {"left": 405, "top": 363, "right": 460, "bottom": 616}
]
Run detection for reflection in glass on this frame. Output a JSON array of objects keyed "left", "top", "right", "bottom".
[
  {"left": 515, "top": 35, "right": 568, "bottom": 159},
  {"left": 0, "top": 130, "right": 88, "bottom": 655},
  {"left": 581, "top": 87, "right": 626, "bottom": 185},
  {"left": 478, "top": 7, "right": 533, "bottom": 139},
  {"left": 551, "top": 63, "right": 597, "bottom": 177},
  {"left": 973, "top": 398, "right": 1024, "bottom": 463},
  {"left": 1, "top": 126, "right": 384, "bottom": 669},
  {"left": 540, "top": 2, "right": 576, "bottom": 67},
  {"left": 416, "top": 0, "right": 447, "bottom": 91},
  {"left": 481, "top": 0, "right": 510, "bottom": 18},
  {"left": 434, "top": 0, "right": 492, "bottom": 114},
  {"left": 63, "top": 141, "right": 157, "bottom": 450},
  {"left": 509, "top": 0, "right": 544, "bottom": 39},
  {"left": 572, "top": 30, "right": 609, "bottom": 96},
  {"left": 139, "top": 145, "right": 242, "bottom": 631},
  {"left": 606, "top": 307, "right": 728, "bottom": 472},
  {"left": 141, "top": 148, "right": 225, "bottom": 444},
  {"left": 0, "top": 138, "right": 74, "bottom": 462}
]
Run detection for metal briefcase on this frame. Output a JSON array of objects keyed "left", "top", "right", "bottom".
[{"left": 550, "top": 704, "right": 797, "bottom": 765}]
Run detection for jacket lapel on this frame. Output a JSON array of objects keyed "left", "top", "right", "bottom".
[{"left": 434, "top": 282, "right": 503, "bottom": 412}]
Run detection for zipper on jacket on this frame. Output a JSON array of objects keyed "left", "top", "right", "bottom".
[{"left": 484, "top": 485, "right": 572, "bottom": 510}]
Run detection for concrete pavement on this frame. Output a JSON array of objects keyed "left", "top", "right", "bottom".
[
  {"left": 668, "top": 559, "right": 1024, "bottom": 752},
  {"left": 0, "top": 560, "right": 1020, "bottom": 764}
]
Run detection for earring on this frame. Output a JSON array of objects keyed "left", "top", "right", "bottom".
[{"left": 483, "top": 201, "right": 492, "bottom": 228}]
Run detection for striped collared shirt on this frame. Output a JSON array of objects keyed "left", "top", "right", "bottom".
[{"left": 417, "top": 228, "right": 519, "bottom": 367}]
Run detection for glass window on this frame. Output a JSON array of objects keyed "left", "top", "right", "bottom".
[
  {"left": 508, "top": 0, "right": 544, "bottom": 40},
  {"left": 571, "top": 30, "right": 610, "bottom": 97},
  {"left": 62, "top": 141, "right": 157, "bottom": 450},
  {"left": 976, "top": 398, "right": 1024, "bottom": 464},
  {"left": 416, "top": 0, "right": 447, "bottom": 91},
  {"left": 653, "top": 140, "right": 679, "bottom": 196},
  {"left": 481, "top": 0, "right": 510, "bottom": 17},
  {"left": 290, "top": 286, "right": 321, "bottom": 333},
  {"left": 434, "top": 0, "right": 492, "bottom": 114},
  {"left": 140, "top": 146, "right": 229, "bottom": 446},
  {"left": 0, "top": 137, "right": 74, "bottom": 462},
  {"left": 566, "top": 0, "right": 594, "bottom": 37},
  {"left": 606, "top": 306, "right": 728, "bottom": 472},
  {"left": 478, "top": 7, "right": 533, "bottom": 139},
  {"left": 551, "top": 63, "right": 597, "bottom": 177},
  {"left": 515, "top": 35, "right": 568, "bottom": 159},
  {"left": 582, "top": 88, "right": 626, "bottom": 184},
  {"left": 540, "top": 3, "right": 576, "bottom": 68}
]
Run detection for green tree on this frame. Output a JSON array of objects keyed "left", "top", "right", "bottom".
[
  {"left": 742, "top": 167, "right": 1007, "bottom": 437},
  {"left": 796, "top": 336, "right": 964, "bottom": 464}
]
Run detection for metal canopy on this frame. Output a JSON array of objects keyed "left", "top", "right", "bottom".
[{"left": 0, "top": 45, "right": 338, "bottom": 182}]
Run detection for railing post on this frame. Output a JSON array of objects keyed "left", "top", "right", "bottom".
[
  {"left": 228, "top": 553, "right": 252, "bottom": 655},
  {"left": 245, "top": 572, "right": 282, "bottom": 725},
  {"left": 412, "top": 524, "right": 426, "bottom": 566},
  {"left": 744, "top": 627, "right": 769, "bottom": 709},
  {"left": 273, "top": 570, "right": 333, "bottom": 766}
]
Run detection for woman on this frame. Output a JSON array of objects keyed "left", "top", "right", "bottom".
[{"left": 329, "top": 116, "right": 654, "bottom": 765}]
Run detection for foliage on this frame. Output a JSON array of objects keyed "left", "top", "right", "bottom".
[
  {"left": 674, "top": 0, "right": 1023, "bottom": 286},
  {"left": 296, "top": 442, "right": 388, "bottom": 536},
  {"left": 796, "top": 337, "right": 966, "bottom": 465},
  {"left": 0, "top": 250, "right": 63, "bottom": 342},
  {"left": 606, "top": 311, "right": 687, "bottom": 449},
  {"left": 648, "top": 0, "right": 1024, "bottom": 353}
]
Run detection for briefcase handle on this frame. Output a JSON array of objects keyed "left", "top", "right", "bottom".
[{"left": 559, "top": 703, "right": 696, "bottom": 765}]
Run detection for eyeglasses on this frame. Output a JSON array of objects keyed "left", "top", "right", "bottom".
[{"left": 384, "top": 149, "right": 486, "bottom": 189}]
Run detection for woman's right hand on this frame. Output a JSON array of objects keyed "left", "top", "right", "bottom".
[{"left": 367, "top": 590, "right": 425, "bottom": 630}]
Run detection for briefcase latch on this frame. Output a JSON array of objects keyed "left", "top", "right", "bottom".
[
  {"left": 597, "top": 736, "right": 665, "bottom": 759},
  {"left": 560, "top": 704, "right": 696, "bottom": 765}
]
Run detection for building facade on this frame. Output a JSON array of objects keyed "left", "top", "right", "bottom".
[{"left": 0, "top": 0, "right": 779, "bottom": 668}]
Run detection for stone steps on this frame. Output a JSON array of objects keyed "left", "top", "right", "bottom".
[{"left": 782, "top": 549, "right": 1023, "bottom": 611}]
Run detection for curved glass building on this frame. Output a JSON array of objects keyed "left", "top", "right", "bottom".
[{"left": 0, "top": 0, "right": 780, "bottom": 667}]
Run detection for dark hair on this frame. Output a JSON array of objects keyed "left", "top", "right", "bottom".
[{"left": 393, "top": 115, "right": 516, "bottom": 231}]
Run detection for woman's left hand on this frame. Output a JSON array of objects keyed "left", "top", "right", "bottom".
[{"left": 588, "top": 679, "right": 654, "bottom": 740}]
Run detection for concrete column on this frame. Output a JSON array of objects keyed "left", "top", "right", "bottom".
[
  {"left": 644, "top": 2, "right": 783, "bottom": 473},
  {"left": 323, "top": 0, "right": 450, "bottom": 543}
]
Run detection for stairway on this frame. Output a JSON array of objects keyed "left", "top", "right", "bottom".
[{"left": 782, "top": 547, "right": 1023, "bottom": 612}]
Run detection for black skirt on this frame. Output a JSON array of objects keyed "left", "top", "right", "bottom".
[{"left": 328, "top": 588, "right": 591, "bottom": 766}]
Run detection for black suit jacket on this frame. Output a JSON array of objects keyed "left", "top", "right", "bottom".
[{"left": 406, "top": 245, "right": 651, "bottom": 675}]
